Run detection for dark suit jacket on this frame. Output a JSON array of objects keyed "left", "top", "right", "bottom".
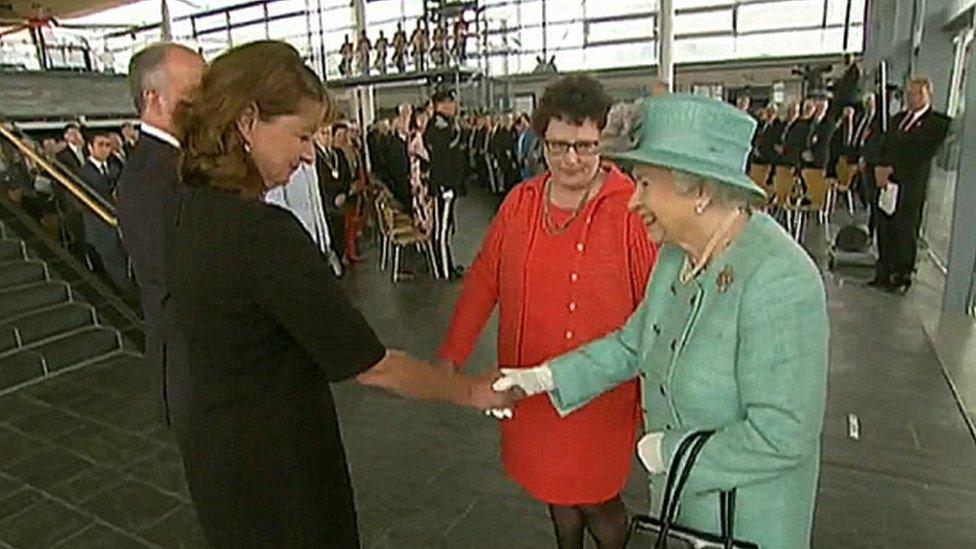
[
  {"left": 426, "top": 113, "right": 467, "bottom": 195},
  {"left": 55, "top": 146, "right": 85, "bottom": 176},
  {"left": 806, "top": 116, "right": 836, "bottom": 168},
  {"left": 782, "top": 118, "right": 811, "bottom": 167},
  {"left": 383, "top": 133, "right": 412, "bottom": 207},
  {"left": 880, "top": 109, "right": 951, "bottom": 200},
  {"left": 115, "top": 133, "right": 186, "bottom": 426},
  {"left": 78, "top": 159, "right": 115, "bottom": 201},
  {"left": 756, "top": 119, "right": 784, "bottom": 164}
]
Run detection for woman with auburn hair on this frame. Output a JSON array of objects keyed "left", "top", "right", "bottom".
[{"left": 169, "top": 40, "right": 516, "bottom": 548}]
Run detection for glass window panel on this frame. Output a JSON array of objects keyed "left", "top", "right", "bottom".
[
  {"left": 171, "top": 18, "right": 194, "bottom": 39},
  {"left": 267, "top": 15, "right": 306, "bottom": 40},
  {"left": 267, "top": 0, "right": 307, "bottom": 17},
  {"left": 583, "top": 41, "right": 655, "bottom": 70},
  {"left": 586, "top": 17, "right": 654, "bottom": 44},
  {"left": 193, "top": 13, "right": 227, "bottom": 34},
  {"left": 547, "top": 21, "right": 584, "bottom": 48},
  {"left": 231, "top": 22, "right": 269, "bottom": 44},
  {"left": 733, "top": 26, "right": 849, "bottom": 58},
  {"left": 544, "top": 0, "right": 586, "bottom": 23},
  {"left": 737, "top": 1, "right": 825, "bottom": 33},
  {"left": 553, "top": 47, "right": 585, "bottom": 71},
  {"left": 520, "top": 1, "right": 545, "bottom": 27},
  {"left": 675, "top": 0, "right": 729, "bottom": 8},
  {"left": 593, "top": 0, "right": 656, "bottom": 17},
  {"left": 520, "top": 26, "right": 544, "bottom": 51},
  {"left": 824, "top": 0, "right": 866, "bottom": 25},
  {"left": 675, "top": 7, "right": 733, "bottom": 34},
  {"left": 675, "top": 35, "right": 735, "bottom": 63},
  {"left": 230, "top": 4, "right": 266, "bottom": 25},
  {"left": 485, "top": 4, "right": 519, "bottom": 25}
]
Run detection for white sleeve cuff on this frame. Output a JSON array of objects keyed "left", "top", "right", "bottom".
[{"left": 637, "top": 432, "right": 667, "bottom": 475}]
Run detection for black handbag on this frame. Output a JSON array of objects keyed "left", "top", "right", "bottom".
[{"left": 626, "top": 431, "right": 759, "bottom": 549}]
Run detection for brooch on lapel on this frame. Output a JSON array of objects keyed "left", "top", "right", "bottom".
[{"left": 716, "top": 266, "right": 733, "bottom": 293}]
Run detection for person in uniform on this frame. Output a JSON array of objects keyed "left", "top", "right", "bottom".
[
  {"left": 424, "top": 89, "right": 466, "bottom": 279},
  {"left": 373, "top": 30, "right": 389, "bottom": 74},
  {"left": 495, "top": 94, "right": 829, "bottom": 549},
  {"left": 169, "top": 40, "right": 516, "bottom": 548},
  {"left": 338, "top": 35, "right": 353, "bottom": 77},
  {"left": 870, "top": 78, "right": 950, "bottom": 292},
  {"left": 410, "top": 20, "right": 430, "bottom": 72},
  {"left": 392, "top": 23, "right": 408, "bottom": 73}
]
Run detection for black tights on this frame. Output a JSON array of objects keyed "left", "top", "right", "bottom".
[{"left": 548, "top": 496, "right": 628, "bottom": 549}]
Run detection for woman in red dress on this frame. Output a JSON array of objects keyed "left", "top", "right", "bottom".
[{"left": 438, "top": 76, "right": 657, "bottom": 548}]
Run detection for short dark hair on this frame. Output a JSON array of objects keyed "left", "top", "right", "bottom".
[
  {"left": 63, "top": 122, "right": 81, "bottom": 136},
  {"left": 531, "top": 75, "right": 613, "bottom": 137}
]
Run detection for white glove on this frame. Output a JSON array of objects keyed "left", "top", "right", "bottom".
[
  {"left": 484, "top": 365, "right": 555, "bottom": 421},
  {"left": 636, "top": 432, "right": 666, "bottom": 475},
  {"left": 491, "top": 365, "right": 555, "bottom": 395}
]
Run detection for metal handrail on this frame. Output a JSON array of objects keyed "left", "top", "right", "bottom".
[{"left": 0, "top": 123, "right": 117, "bottom": 227}]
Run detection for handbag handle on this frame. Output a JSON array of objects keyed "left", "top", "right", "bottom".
[{"left": 654, "top": 431, "right": 740, "bottom": 549}]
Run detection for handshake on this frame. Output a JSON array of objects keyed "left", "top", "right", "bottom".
[{"left": 474, "top": 365, "right": 555, "bottom": 420}]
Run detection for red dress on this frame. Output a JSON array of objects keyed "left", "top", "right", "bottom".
[{"left": 438, "top": 166, "right": 657, "bottom": 505}]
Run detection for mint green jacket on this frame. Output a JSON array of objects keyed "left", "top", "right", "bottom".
[{"left": 548, "top": 213, "right": 828, "bottom": 549}]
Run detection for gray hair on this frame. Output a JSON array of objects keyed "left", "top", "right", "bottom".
[
  {"left": 671, "top": 170, "right": 760, "bottom": 209},
  {"left": 127, "top": 42, "right": 195, "bottom": 114}
]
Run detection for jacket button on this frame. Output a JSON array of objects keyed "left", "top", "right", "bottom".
[
  {"left": 576, "top": 243, "right": 584, "bottom": 252},
  {"left": 670, "top": 283, "right": 676, "bottom": 294},
  {"left": 570, "top": 273, "right": 579, "bottom": 282},
  {"left": 670, "top": 339, "right": 677, "bottom": 351},
  {"left": 565, "top": 330, "right": 574, "bottom": 340},
  {"left": 665, "top": 423, "right": 673, "bottom": 430},
  {"left": 653, "top": 324, "right": 660, "bottom": 334},
  {"left": 690, "top": 295, "right": 697, "bottom": 306},
  {"left": 659, "top": 385, "right": 666, "bottom": 396},
  {"left": 568, "top": 302, "right": 577, "bottom": 313}
]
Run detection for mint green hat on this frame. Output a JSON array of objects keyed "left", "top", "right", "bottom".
[{"left": 605, "top": 93, "right": 765, "bottom": 199}]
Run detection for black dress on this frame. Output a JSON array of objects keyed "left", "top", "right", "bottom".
[{"left": 166, "top": 184, "right": 386, "bottom": 548}]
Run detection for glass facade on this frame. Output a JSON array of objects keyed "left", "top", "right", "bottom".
[{"left": 1, "top": 0, "right": 865, "bottom": 77}]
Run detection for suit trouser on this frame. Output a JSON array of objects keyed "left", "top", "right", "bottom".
[
  {"left": 430, "top": 188, "right": 456, "bottom": 279},
  {"left": 859, "top": 165, "right": 880, "bottom": 236},
  {"left": 876, "top": 181, "right": 926, "bottom": 280}
]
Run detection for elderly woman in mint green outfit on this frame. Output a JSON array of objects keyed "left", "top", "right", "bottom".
[{"left": 494, "top": 94, "right": 829, "bottom": 549}]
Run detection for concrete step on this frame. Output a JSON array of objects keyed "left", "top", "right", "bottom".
[
  {"left": 0, "top": 260, "right": 47, "bottom": 290},
  {"left": 0, "top": 239, "right": 26, "bottom": 262},
  {"left": 0, "top": 282, "right": 70, "bottom": 319},
  {"left": 35, "top": 327, "right": 121, "bottom": 373},
  {"left": 0, "top": 302, "right": 97, "bottom": 354}
]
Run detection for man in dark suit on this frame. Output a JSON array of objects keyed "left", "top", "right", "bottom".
[
  {"left": 856, "top": 93, "right": 883, "bottom": 235},
  {"left": 828, "top": 106, "right": 857, "bottom": 179},
  {"left": 804, "top": 96, "right": 835, "bottom": 169},
  {"left": 314, "top": 124, "right": 350, "bottom": 262},
  {"left": 383, "top": 104, "right": 413, "bottom": 207},
  {"left": 78, "top": 132, "right": 131, "bottom": 293},
  {"left": 115, "top": 43, "right": 205, "bottom": 428},
  {"left": 870, "top": 78, "right": 951, "bottom": 292},
  {"left": 782, "top": 100, "right": 814, "bottom": 169},
  {"left": 55, "top": 123, "right": 86, "bottom": 176}
]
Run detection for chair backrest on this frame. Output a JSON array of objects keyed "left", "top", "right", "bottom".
[
  {"left": 748, "top": 164, "right": 770, "bottom": 191},
  {"left": 836, "top": 157, "right": 855, "bottom": 191},
  {"left": 800, "top": 168, "right": 830, "bottom": 210},
  {"left": 771, "top": 167, "right": 796, "bottom": 206}
]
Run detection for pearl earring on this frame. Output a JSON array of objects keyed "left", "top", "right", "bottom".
[
  {"left": 243, "top": 142, "right": 252, "bottom": 154},
  {"left": 695, "top": 202, "right": 706, "bottom": 215}
]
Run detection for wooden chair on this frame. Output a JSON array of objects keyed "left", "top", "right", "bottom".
[
  {"left": 771, "top": 166, "right": 797, "bottom": 208},
  {"left": 749, "top": 164, "right": 770, "bottom": 192},
  {"left": 374, "top": 191, "right": 430, "bottom": 283},
  {"left": 787, "top": 168, "right": 832, "bottom": 241},
  {"left": 832, "top": 157, "right": 856, "bottom": 215}
]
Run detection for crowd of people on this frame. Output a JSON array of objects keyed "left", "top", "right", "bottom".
[{"left": 0, "top": 38, "right": 953, "bottom": 549}]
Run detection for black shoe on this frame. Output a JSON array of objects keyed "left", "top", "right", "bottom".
[
  {"left": 888, "top": 275, "right": 912, "bottom": 294},
  {"left": 449, "top": 265, "right": 465, "bottom": 280}
]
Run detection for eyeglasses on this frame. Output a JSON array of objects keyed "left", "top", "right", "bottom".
[{"left": 544, "top": 139, "right": 600, "bottom": 157}]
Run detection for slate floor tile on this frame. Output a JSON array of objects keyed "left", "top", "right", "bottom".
[
  {"left": 0, "top": 425, "right": 47, "bottom": 466},
  {"left": 0, "top": 496, "right": 90, "bottom": 548},
  {"left": 52, "top": 523, "right": 151, "bottom": 548},
  {"left": 46, "top": 465, "right": 125, "bottom": 506},
  {"left": 0, "top": 488, "right": 43, "bottom": 522},
  {"left": 4, "top": 447, "right": 93, "bottom": 490},
  {"left": 138, "top": 505, "right": 207, "bottom": 549},
  {"left": 51, "top": 421, "right": 159, "bottom": 468},
  {"left": 81, "top": 479, "right": 181, "bottom": 533}
]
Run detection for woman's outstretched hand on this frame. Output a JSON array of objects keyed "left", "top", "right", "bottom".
[{"left": 468, "top": 374, "right": 526, "bottom": 413}]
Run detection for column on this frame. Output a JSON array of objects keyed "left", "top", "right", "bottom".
[
  {"left": 657, "top": 0, "right": 675, "bottom": 91},
  {"left": 161, "top": 0, "right": 173, "bottom": 41}
]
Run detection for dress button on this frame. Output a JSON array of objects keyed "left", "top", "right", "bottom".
[
  {"left": 570, "top": 273, "right": 579, "bottom": 282},
  {"left": 576, "top": 243, "right": 584, "bottom": 252},
  {"left": 565, "top": 330, "right": 574, "bottom": 340},
  {"left": 568, "top": 302, "right": 577, "bottom": 312}
]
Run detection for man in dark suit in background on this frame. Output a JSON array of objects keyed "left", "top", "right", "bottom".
[
  {"left": 384, "top": 104, "right": 413, "bottom": 207},
  {"left": 78, "top": 132, "right": 131, "bottom": 293},
  {"left": 55, "top": 123, "right": 86, "bottom": 176},
  {"left": 870, "top": 78, "right": 950, "bottom": 292},
  {"left": 856, "top": 93, "right": 883, "bottom": 235},
  {"left": 314, "top": 125, "right": 349, "bottom": 264},
  {"left": 115, "top": 42, "right": 205, "bottom": 428},
  {"left": 828, "top": 105, "right": 857, "bottom": 179}
]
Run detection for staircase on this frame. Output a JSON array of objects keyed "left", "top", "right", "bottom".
[{"left": 0, "top": 205, "right": 140, "bottom": 395}]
